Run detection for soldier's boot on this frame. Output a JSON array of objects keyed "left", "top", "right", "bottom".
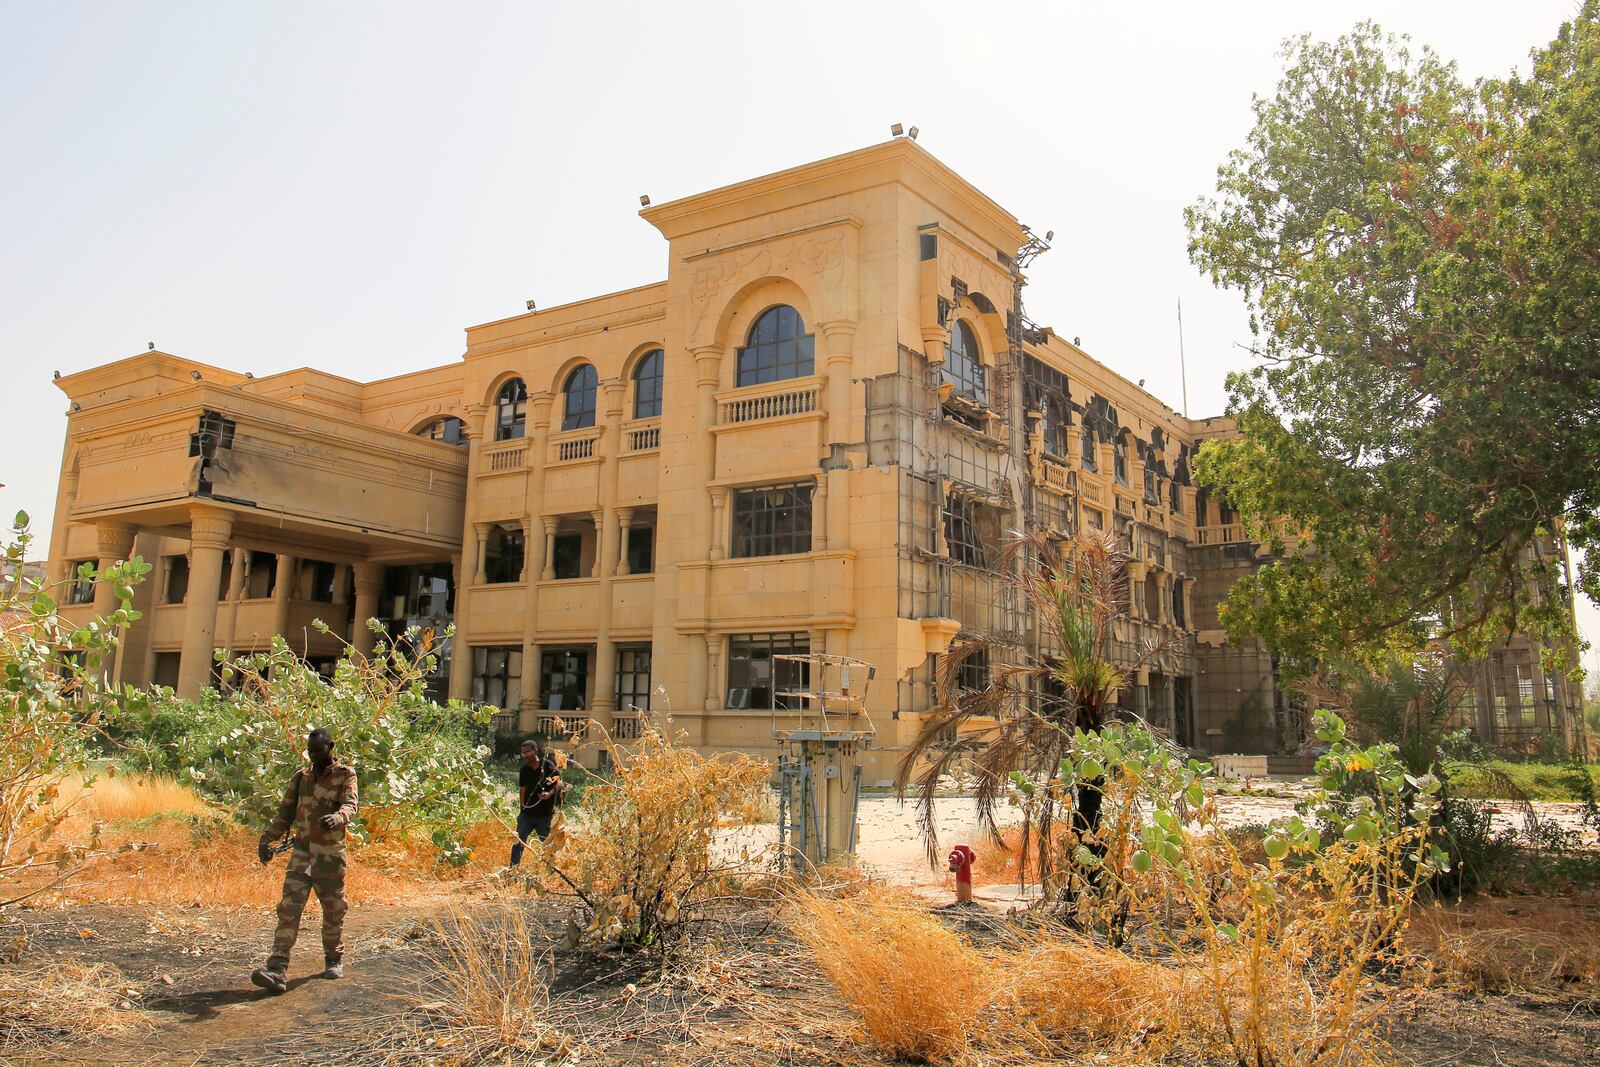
[
  {"left": 251, "top": 967, "right": 288, "bottom": 995},
  {"left": 323, "top": 957, "right": 344, "bottom": 980}
]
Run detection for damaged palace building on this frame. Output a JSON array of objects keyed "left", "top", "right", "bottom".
[{"left": 46, "top": 137, "right": 1584, "bottom": 771}]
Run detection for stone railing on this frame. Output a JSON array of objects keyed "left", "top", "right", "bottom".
[
  {"left": 1080, "top": 478, "right": 1105, "bottom": 505},
  {"left": 484, "top": 442, "right": 526, "bottom": 472},
  {"left": 717, "top": 377, "right": 823, "bottom": 425},
  {"left": 611, "top": 714, "right": 644, "bottom": 740},
  {"left": 1196, "top": 524, "right": 1245, "bottom": 545},
  {"left": 627, "top": 424, "right": 661, "bottom": 452},
  {"left": 537, "top": 714, "right": 590, "bottom": 740},
  {"left": 1037, "top": 457, "right": 1074, "bottom": 495},
  {"left": 550, "top": 429, "right": 600, "bottom": 463}
]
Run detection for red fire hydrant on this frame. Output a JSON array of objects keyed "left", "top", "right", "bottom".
[{"left": 948, "top": 845, "right": 976, "bottom": 905}]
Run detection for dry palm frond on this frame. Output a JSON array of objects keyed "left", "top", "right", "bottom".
[{"left": 896, "top": 529, "right": 1177, "bottom": 885}]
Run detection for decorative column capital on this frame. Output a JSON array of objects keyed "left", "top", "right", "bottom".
[
  {"left": 188, "top": 507, "right": 234, "bottom": 550},
  {"left": 601, "top": 379, "right": 626, "bottom": 417},
  {"left": 819, "top": 318, "right": 857, "bottom": 340},
  {"left": 709, "top": 486, "right": 730, "bottom": 508},
  {"left": 617, "top": 506, "right": 634, "bottom": 526},
  {"left": 691, "top": 344, "right": 724, "bottom": 387},
  {"left": 920, "top": 325, "right": 950, "bottom": 368},
  {"left": 95, "top": 521, "right": 138, "bottom": 559},
  {"left": 542, "top": 516, "right": 560, "bottom": 536},
  {"left": 352, "top": 562, "right": 385, "bottom": 596},
  {"left": 530, "top": 392, "right": 555, "bottom": 431}
]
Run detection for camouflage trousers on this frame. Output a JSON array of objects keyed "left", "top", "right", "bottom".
[{"left": 265, "top": 850, "right": 347, "bottom": 972}]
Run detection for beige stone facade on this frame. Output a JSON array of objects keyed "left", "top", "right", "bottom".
[{"left": 46, "top": 138, "right": 1583, "bottom": 768}]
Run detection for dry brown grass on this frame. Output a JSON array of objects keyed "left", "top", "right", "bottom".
[
  {"left": 404, "top": 904, "right": 572, "bottom": 1062},
  {"left": 70, "top": 772, "right": 214, "bottom": 825},
  {"left": 24, "top": 774, "right": 491, "bottom": 908},
  {"left": 1407, "top": 895, "right": 1600, "bottom": 997},
  {"left": 0, "top": 960, "right": 149, "bottom": 1050},
  {"left": 1001, "top": 931, "right": 1194, "bottom": 1052},
  {"left": 789, "top": 887, "right": 988, "bottom": 1063}
]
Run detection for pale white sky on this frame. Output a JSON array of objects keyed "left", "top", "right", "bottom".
[{"left": 1, "top": 0, "right": 1592, "bottom": 670}]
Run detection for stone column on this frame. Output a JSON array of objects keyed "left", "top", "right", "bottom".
[
  {"left": 272, "top": 553, "right": 296, "bottom": 640},
  {"left": 1181, "top": 577, "right": 1196, "bottom": 631},
  {"left": 331, "top": 562, "right": 350, "bottom": 605},
  {"left": 220, "top": 546, "right": 248, "bottom": 662},
  {"left": 692, "top": 345, "right": 723, "bottom": 559},
  {"left": 1132, "top": 667, "right": 1149, "bottom": 721},
  {"left": 1155, "top": 572, "right": 1172, "bottom": 626},
  {"left": 1164, "top": 675, "right": 1177, "bottom": 738},
  {"left": 177, "top": 507, "right": 233, "bottom": 699},
  {"left": 590, "top": 509, "right": 606, "bottom": 579},
  {"left": 616, "top": 508, "right": 634, "bottom": 576},
  {"left": 819, "top": 320, "right": 856, "bottom": 446},
  {"left": 709, "top": 488, "right": 729, "bottom": 561},
  {"left": 1125, "top": 561, "right": 1147, "bottom": 620},
  {"left": 473, "top": 524, "right": 490, "bottom": 585},
  {"left": 91, "top": 522, "right": 137, "bottom": 618},
  {"left": 352, "top": 563, "right": 384, "bottom": 657},
  {"left": 704, "top": 634, "right": 722, "bottom": 713},
  {"left": 92, "top": 521, "right": 137, "bottom": 681},
  {"left": 541, "top": 519, "right": 558, "bottom": 581},
  {"left": 519, "top": 517, "right": 535, "bottom": 583},
  {"left": 811, "top": 475, "right": 828, "bottom": 552},
  {"left": 158, "top": 555, "right": 176, "bottom": 605},
  {"left": 448, "top": 402, "right": 492, "bottom": 703}
]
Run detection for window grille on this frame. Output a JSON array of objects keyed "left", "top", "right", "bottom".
[
  {"left": 471, "top": 646, "right": 522, "bottom": 711},
  {"left": 615, "top": 646, "right": 652, "bottom": 713},
  {"left": 732, "top": 483, "right": 813, "bottom": 558},
  {"left": 942, "top": 320, "right": 988, "bottom": 406},
  {"left": 725, "top": 633, "right": 809, "bottom": 710},
  {"left": 737, "top": 306, "right": 814, "bottom": 386},
  {"left": 561, "top": 365, "right": 598, "bottom": 430},
  {"left": 633, "top": 349, "right": 663, "bottom": 419},
  {"left": 495, "top": 379, "right": 527, "bottom": 441}
]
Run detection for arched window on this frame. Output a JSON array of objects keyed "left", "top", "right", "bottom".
[
  {"left": 736, "top": 305, "right": 814, "bottom": 387},
  {"left": 495, "top": 378, "right": 527, "bottom": 441},
  {"left": 633, "top": 349, "right": 663, "bottom": 420},
  {"left": 943, "top": 320, "right": 988, "bottom": 406},
  {"left": 561, "top": 365, "right": 598, "bottom": 431},
  {"left": 417, "top": 416, "right": 467, "bottom": 446}
]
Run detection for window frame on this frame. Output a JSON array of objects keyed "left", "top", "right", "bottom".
[
  {"left": 731, "top": 482, "right": 814, "bottom": 559},
  {"left": 736, "top": 305, "right": 815, "bottom": 387},
  {"left": 471, "top": 645, "right": 523, "bottom": 711},
  {"left": 419, "top": 416, "right": 467, "bottom": 445},
  {"left": 615, "top": 646, "right": 653, "bottom": 713},
  {"left": 725, "top": 632, "right": 810, "bottom": 711},
  {"left": 561, "top": 364, "right": 599, "bottom": 431},
  {"left": 632, "top": 349, "right": 663, "bottom": 420},
  {"left": 942, "top": 319, "right": 988, "bottom": 407},
  {"left": 1114, "top": 437, "right": 1129, "bottom": 485},
  {"left": 1080, "top": 426, "right": 1097, "bottom": 469},
  {"left": 494, "top": 378, "right": 528, "bottom": 441}
]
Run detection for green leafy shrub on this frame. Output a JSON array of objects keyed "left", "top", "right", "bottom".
[
  {"left": 114, "top": 629, "right": 498, "bottom": 863},
  {"left": 0, "top": 513, "right": 151, "bottom": 901}
]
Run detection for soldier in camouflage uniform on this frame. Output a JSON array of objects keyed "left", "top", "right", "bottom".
[{"left": 250, "top": 727, "right": 359, "bottom": 995}]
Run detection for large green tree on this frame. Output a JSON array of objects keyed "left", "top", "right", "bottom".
[{"left": 1187, "top": 6, "right": 1600, "bottom": 668}]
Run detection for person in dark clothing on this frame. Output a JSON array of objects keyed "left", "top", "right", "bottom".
[{"left": 509, "top": 741, "right": 564, "bottom": 865}]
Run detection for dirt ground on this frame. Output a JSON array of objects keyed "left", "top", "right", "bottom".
[{"left": 4, "top": 784, "right": 1598, "bottom": 1065}]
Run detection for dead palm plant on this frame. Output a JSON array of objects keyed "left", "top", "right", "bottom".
[{"left": 895, "top": 528, "right": 1177, "bottom": 893}]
